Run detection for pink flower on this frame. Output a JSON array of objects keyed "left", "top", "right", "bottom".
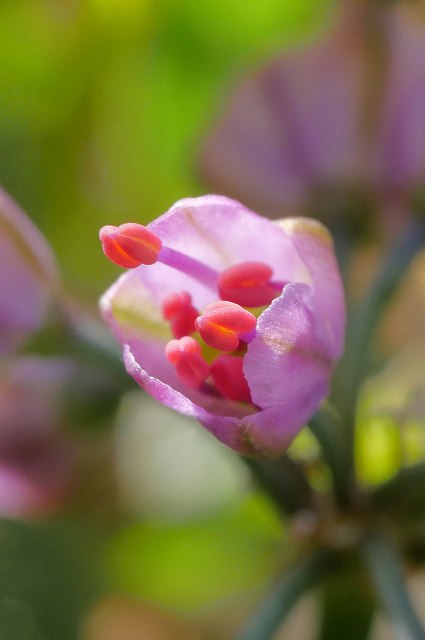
[
  {"left": 0, "top": 357, "right": 76, "bottom": 518},
  {"left": 198, "top": 2, "right": 425, "bottom": 236},
  {"left": 0, "top": 187, "right": 59, "bottom": 354},
  {"left": 100, "top": 196, "right": 345, "bottom": 457}
]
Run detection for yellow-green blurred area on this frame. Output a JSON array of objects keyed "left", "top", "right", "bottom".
[{"left": 0, "top": 0, "right": 334, "bottom": 298}]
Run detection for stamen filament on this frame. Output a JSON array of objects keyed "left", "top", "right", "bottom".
[{"left": 159, "top": 246, "right": 218, "bottom": 291}]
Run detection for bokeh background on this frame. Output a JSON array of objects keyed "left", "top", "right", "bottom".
[
  {"left": 0, "top": 0, "right": 334, "bottom": 295},
  {"left": 2, "top": 1, "right": 425, "bottom": 639}
]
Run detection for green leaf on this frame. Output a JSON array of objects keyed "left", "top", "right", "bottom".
[
  {"left": 361, "top": 532, "right": 425, "bottom": 640},
  {"left": 333, "top": 220, "right": 425, "bottom": 486},
  {"left": 106, "top": 494, "right": 285, "bottom": 611},
  {"left": 235, "top": 550, "right": 333, "bottom": 640},
  {"left": 242, "top": 455, "right": 314, "bottom": 516},
  {"left": 0, "top": 600, "right": 44, "bottom": 640},
  {"left": 372, "top": 461, "right": 425, "bottom": 519},
  {"left": 318, "top": 568, "right": 375, "bottom": 640},
  {"left": 0, "top": 519, "right": 101, "bottom": 640},
  {"left": 309, "top": 406, "right": 350, "bottom": 506}
]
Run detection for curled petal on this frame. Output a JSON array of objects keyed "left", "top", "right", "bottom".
[
  {"left": 244, "top": 283, "right": 331, "bottom": 412},
  {"left": 276, "top": 218, "right": 345, "bottom": 359},
  {"left": 0, "top": 188, "right": 59, "bottom": 354}
]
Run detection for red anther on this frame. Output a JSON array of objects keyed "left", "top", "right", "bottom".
[
  {"left": 99, "top": 223, "right": 162, "bottom": 268},
  {"left": 195, "top": 301, "right": 256, "bottom": 352},
  {"left": 211, "top": 355, "right": 252, "bottom": 403},
  {"left": 218, "top": 261, "right": 277, "bottom": 307},
  {"left": 161, "top": 291, "right": 199, "bottom": 338},
  {"left": 165, "top": 336, "right": 210, "bottom": 388}
]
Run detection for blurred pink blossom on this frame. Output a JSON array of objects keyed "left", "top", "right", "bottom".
[
  {"left": 0, "top": 187, "right": 59, "bottom": 354},
  {"left": 199, "top": 2, "right": 425, "bottom": 237}
]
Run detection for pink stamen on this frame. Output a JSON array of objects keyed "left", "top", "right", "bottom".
[
  {"left": 99, "top": 223, "right": 162, "bottom": 268},
  {"left": 210, "top": 355, "right": 252, "bottom": 403},
  {"left": 195, "top": 301, "right": 256, "bottom": 352},
  {"left": 162, "top": 291, "right": 199, "bottom": 339},
  {"left": 99, "top": 224, "right": 219, "bottom": 291},
  {"left": 218, "top": 261, "right": 278, "bottom": 307},
  {"left": 165, "top": 336, "right": 210, "bottom": 388},
  {"left": 159, "top": 246, "right": 218, "bottom": 291}
]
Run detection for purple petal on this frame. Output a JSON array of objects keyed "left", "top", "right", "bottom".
[
  {"left": 238, "top": 387, "right": 329, "bottom": 457},
  {"left": 276, "top": 218, "right": 345, "bottom": 359},
  {"left": 100, "top": 196, "right": 311, "bottom": 340},
  {"left": 198, "top": 5, "right": 367, "bottom": 217},
  {"left": 0, "top": 188, "right": 59, "bottom": 354},
  {"left": 123, "top": 344, "right": 256, "bottom": 455},
  {"left": 371, "top": 5, "right": 425, "bottom": 192},
  {"left": 244, "top": 283, "right": 332, "bottom": 411},
  {"left": 149, "top": 195, "right": 307, "bottom": 281}
]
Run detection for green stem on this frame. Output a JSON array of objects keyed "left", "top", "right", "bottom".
[
  {"left": 243, "top": 455, "right": 315, "bottom": 517},
  {"left": 362, "top": 531, "right": 425, "bottom": 640},
  {"left": 236, "top": 550, "right": 333, "bottom": 640},
  {"left": 309, "top": 406, "right": 350, "bottom": 508},
  {"left": 334, "top": 220, "right": 425, "bottom": 488}
]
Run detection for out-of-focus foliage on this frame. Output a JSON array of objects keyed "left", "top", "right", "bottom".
[
  {"left": 0, "top": 519, "right": 101, "bottom": 640},
  {"left": 0, "top": 0, "right": 333, "bottom": 295},
  {"left": 106, "top": 494, "right": 285, "bottom": 611}
]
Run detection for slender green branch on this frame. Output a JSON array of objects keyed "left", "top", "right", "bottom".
[
  {"left": 334, "top": 220, "right": 425, "bottom": 485},
  {"left": 236, "top": 550, "right": 333, "bottom": 640},
  {"left": 318, "top": 568, "right": 375, "bottom": 640},
  {"left": 309, "top": 406, "right": 350, "bottom": 508},
  {"left": 361, "top": 531, "right": 425, "bottom": 640},
  {"left": 243, "top": 455, "right": 315, "bottom": 516}
]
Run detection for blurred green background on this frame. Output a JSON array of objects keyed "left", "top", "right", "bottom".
[{"left": 0, "top": 0, "right": 334, "bottom": 298}]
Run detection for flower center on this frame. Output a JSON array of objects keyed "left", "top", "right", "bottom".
[{"left": 99, "top": 222, "right": 283, "bottom": 404}]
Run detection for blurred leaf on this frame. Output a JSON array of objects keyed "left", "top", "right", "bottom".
[
  {"left": 243, "top": 455, "right": 314, "bottom": 516},
  {"left": 309, "top": 407, "right": 349, "bottom": 505},
  {"left": 106, "top": 494, "right": 285, "bottom": 610},
  {"left": 0, "top": 600, "right": 44, "bottom": 640},
  {"left": 318, "top": 569, "right": 375, "bottom": 640},
  {"left": 362, "top": 532, "right": 425, "bottom": 640},
  {"left": 356, "top": 345, "right": 425, "bottom": 486},
  {"left": 0, "top": 519, "right": 101, "bottom": 640},
  {"left": 372, "top": 461, "right": 425, "bottom": 519},
  {"left": 334, "top": 220, "right": 425, "bottom": 484},
  {"left": 236, "top": 549, "right": 333, "bottom": 640},
  {"left": 356, "top": 413, "right": 403, "bottom": 486}
]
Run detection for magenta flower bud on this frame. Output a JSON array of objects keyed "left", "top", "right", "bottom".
[
  {"left": 0, "top": 188, "right": 59, "bottom": 354},
  {"left": 100, "top": 195, "right": 345, "bottom": 457}
]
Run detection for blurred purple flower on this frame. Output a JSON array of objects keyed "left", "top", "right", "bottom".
[
  {"left": 0, "top": 187, "right": 59, "bottom": 354},
  {"left": 198, "top": 2, "right": 425, "bottom": 236},
  {"left": 100, "top": 195, "right": 345, "bottom": 457},
  {"left": 0, "top": 357, "right": 76, "bottom": 518}
]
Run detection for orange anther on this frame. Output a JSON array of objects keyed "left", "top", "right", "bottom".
[
  {"left": 99, "top": 223, "right": 162, "bottom": 268},
  {"left": 195, "top": 301, "right": 256, "bottom": 352},
  {"left": 211, "top": 355, "right": 252, "bottom": 403},
  {"left": 218, "top": 261, "right": 277, "bottom": 307},
  {"left": 165, "top": 336, "right": 210, "bottom": 388}
]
